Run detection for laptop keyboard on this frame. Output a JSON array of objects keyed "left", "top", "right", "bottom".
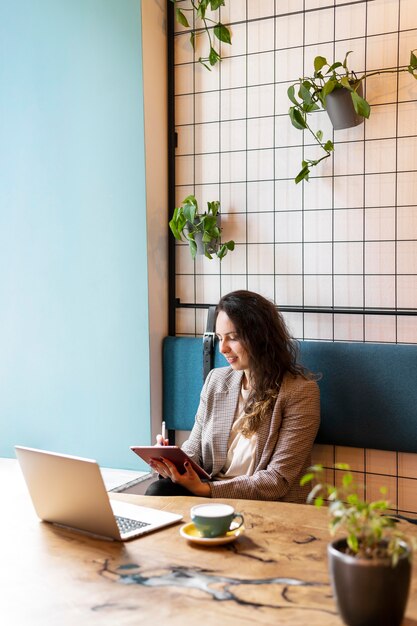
[{"left": 115, "top": 515, "right": 151, "bottom": 534}]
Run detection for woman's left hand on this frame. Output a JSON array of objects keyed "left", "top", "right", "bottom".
[{"left": 149, "top": 457, "right": 210, "bottom": 497}]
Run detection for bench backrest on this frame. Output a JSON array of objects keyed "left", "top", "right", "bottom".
[{"left": 163, "top": 336, "right": 417, "bottom": 453}]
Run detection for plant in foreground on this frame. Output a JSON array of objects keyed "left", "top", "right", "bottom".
[{"left": 301, "top": 463, "right": 415, "bottom": 565}]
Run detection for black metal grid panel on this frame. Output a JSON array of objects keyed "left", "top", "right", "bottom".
[
  {"left": 168, "top": 0, "right": 417, "bottom": 515},
  {"left": 169, "top": 0, "right": 417, "bottom": 343}
]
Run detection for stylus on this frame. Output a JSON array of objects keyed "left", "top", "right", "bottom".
[{"left": 161, "top": 421, "right": 166, "bottom": 441}]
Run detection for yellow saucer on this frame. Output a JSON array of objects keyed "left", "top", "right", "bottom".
[{"left": 179, "top": 521, "right": 244, "bottom": 545}]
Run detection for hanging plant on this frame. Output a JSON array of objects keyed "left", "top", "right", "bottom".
[
  {"left": 169, "top": 195, "right": 235, "bottom": 260},
  {"left": 171, "top": 0, "right": 231, "bottom": 70},
  {"left": 288, "top": 49, "right": 417, "bottom": 183}
]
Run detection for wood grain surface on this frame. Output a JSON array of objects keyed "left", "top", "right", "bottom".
[{"left": 3, "top": 459, "right": 417, "bottom": 626}]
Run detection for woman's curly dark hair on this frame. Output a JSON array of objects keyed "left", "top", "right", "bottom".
[{"left": 215, "top": 290, "right": 312, "bottom": 435}]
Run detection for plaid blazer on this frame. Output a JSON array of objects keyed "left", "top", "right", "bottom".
[{"left": 181, "top": 366, "right": 320, "bottom": 502}]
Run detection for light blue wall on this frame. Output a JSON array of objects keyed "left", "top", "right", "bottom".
[{"left": 0, "top": 0, "right": 151, "bottom": 469}]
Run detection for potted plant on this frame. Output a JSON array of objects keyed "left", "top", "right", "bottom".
[
  {"left": 301, "top": 463, "right": 415, "bottom": 626},
  {"left": 169, "top": 194, "right": 235, "bottom": 260},
  {"left": 288, "top": 49, "right": 417, "bottom": 183},
  {"left": 171, "top": 0, "right": 231, "bottom": 70}
]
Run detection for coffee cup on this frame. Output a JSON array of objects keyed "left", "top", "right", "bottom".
[{"left": 190, "top": 503, "right": 244, "bottom": 538}]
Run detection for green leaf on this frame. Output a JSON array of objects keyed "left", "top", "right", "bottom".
[
  {"left": 189, "top": 239, "right": 197, "bottom": 259},
  {"left": 199, "top": 57, "right": 212, "bottom": 71},
  {"left": 300, "top": 472, "right": 315, "bottom": 486},
  {"left": 287, "top": 85, "right": 299, "bottom": 106},
  {"left": 216, "top": 239, "right": 234, "bottom": 260},
  {"left": 339, "top": 76, "right": 352, "bottom": 90},
  {"left": 303, "top": 102, "right": 321, "bottom": 113},
  {"left": 175, "top": 8, "right": 190, "bottom": 28},
  {"left": 214, "top": 23, "right": 231, "bottom": 44},
  {"left": 207, "top": 200, "right": 220, "bottom": 216},
  {"left": 409, "top": 49, "right": 417, "bottom": 76},
  {"left": 351, "top": 91, "right": 370, "bottom": 118},
  {"left": 217, "top": 244, "right": 227, "bottom": 260},
  {"left": 183, "top": 204, "right": 197, "bottom": 224},
  {"left": 322, "top": 79, "right": 337, "bottom": 98},
  {"left": 347, "top": 533, "right": 358, "bottom": 553},
  {"left": 197, "top": 3, "right": 206, "bottom": 20},
  {"left": 210, "top": 0, "right": 225, "bottom": 10},
  {"left": 314, "top": 56, "right": 327, "bottom": 73},
  {"left": 209, "top": 46, "right": 220, "bottom": 66},
  {"left": 316, "top": 130, "right": 323, "bottom": 142},
  {"left": 323, "top": 140, "right": 334, "bottom": 152},
  {"left": 342, "top": 473, "right": 353, "bottom": 488},
  {"left": 190, "top": 31, "right": 195, "bottom": 50},
  {"left": 183, "top": 194, "right": 198, "bottom": 208},
  {"left": 327, "top": 61, "right": 343, "bottom": 73},
  {"left": 295, "top": 164, "right": 310, "bottom": 184},
  {"left": 299, "top": 83, "right": 314, "bottom": 105},
  {"left": 335, "top": 463, "right": 350, "bottom": 471},
  {"left": 346, "top": 493, "right": 359, "bottom": 505},
  {"left": 289, "top": 107, "right": 307, "bottom": 130},
  {"left": 169, "top": 218, "right": 181, "bottom": 240},
  {"left": 310, "top": 464, "right": 324, "bottom": 472},
  {"left": 342, "top": 50, "right": 353, "bottom": 69},
  {"left": 169, "top": 204, "right": 189, "bottom": 241},
  {"left": 171, "top": 205, "right": 180, "bottom": 222}
]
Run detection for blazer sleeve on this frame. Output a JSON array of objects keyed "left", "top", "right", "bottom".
[{"left": 209, "top": 376, "right": 320, "bottom": 501}]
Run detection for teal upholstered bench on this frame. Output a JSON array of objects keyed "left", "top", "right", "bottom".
[{"left": 163, "top": 336, "right": 417, "bottom": 453}]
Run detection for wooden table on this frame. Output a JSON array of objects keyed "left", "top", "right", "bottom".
[{"left": 3, "top": 458, "right": 417, "bottom": 626}]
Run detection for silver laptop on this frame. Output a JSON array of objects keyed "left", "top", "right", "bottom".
[{"left": 15, "top": 445, "right": 183, "bottom": 541}]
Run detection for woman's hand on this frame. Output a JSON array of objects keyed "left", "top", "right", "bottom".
[
  {"left": 155, "top": 434, "right": 169, "bottom": 446},
  {"left": 149, "top": 457, "right": 211, "bottom": 497}
]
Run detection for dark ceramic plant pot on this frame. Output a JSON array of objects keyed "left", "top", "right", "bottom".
[
  {"left": 325, "top": 82, "right": 364, "bottom": 130},
  {"left": 328, "top": 538, "right": 412, "bottom": 626}
]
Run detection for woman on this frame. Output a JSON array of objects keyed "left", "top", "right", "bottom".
[{"left": 146, "top": 290, "right": 320, "bottom": 502}]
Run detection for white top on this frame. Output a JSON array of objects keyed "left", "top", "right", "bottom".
[{"left": 217, "top": 386, "right": 257, "bottom": 479}]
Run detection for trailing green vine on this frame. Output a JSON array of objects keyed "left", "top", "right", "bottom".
[
  {"left": 171, "top": 0, "right": 231, "bottom": 69},
  {"left": 288, "top": 50, "right": 417, "bottom": 183}
]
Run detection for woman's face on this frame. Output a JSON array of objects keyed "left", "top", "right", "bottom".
[{"left": 215, "top": 310, "right": 250, "bottom": 372}]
